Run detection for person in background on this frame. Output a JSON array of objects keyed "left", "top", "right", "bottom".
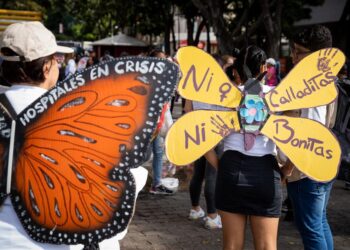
[
  {"left": 76, "top": 56, "right": 89, "bottom": 73},
  {"left": 54, "top": 53, "right": 66, "bottom": 82},
  {"left": 64, "top": 52, "right": 76, "bottom": 79},
  {"left": 222, "top": 55, "right": 234, "bottom": 71},
  {"left": 120, "top": 51, "right": 129, "bottom": 57},
  {"left": 265, "top": 58, "right": 278, "bottom": 86},
  {"left": 187, "top": 54, "right": 225, "bottom": 230},
  {"left": 89, "top": 50, "right": 99, "bottom": 65},
  {"left": 86, "top": 55, "right": 94, "bottom": 68},
  {"left": 338, "top": 63, "right": 349, "bottom": 83},
  {"left": 100, "top": 50, "right": 114, "bottom": 62},
  {"left": 148, "top": 49, "right": 174, "bottom": 195},
  {"left": 282, "top": 25, "right": 335, "bottom": 250},
  {"left": 334, "top": 63, "right": 350, "bottom": 191},
  {"left": 225, "top": 48, "right": 241, "bottom": 86}
]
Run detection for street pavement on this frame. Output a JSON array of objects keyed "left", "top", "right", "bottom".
[{"left": 120, "top": 180, "right": 350, "bottom": 250}]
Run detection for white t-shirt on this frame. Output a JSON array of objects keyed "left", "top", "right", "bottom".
[
  {"left": 192, "top": 101, "right": 221, "bottom": 111},
  {"left": 300, "top": 106, "right": 326, "bottom": 124},
  {"left": 192, "top": 85, "right": 276, "bottom": 157},
  {"left": 224, "top": 85, "right": 276, "bottom": 156},
  {"left": 1, "top": 85, "right": 147, "bottom": 250},
  {"left": 65, "top": 59, "right": 76, "bottom": 78}
]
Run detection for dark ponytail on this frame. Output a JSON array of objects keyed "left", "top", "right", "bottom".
[
  {"left": 1, "top": 47, "right": 54, "bottom": 85},
  {"left": 234, "top": 45, "right": 267, "bottom": 82}
]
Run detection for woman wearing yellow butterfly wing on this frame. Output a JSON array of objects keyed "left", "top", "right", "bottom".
[
  {"left": 262, "top": 46, "right": 344, "bottom": 181},
  {"left": 214, "top": 46, "right": 283, "bottom": 250},
  {"left": 166, "top": 46, "right": 283, "bottom": 250},
  {"left": 266, "top": 25, "right": 342, "bottom": 250}
]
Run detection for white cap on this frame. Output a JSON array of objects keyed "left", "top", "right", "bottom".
[
  {"left": 0, "top": 21, "right": 73, "bottom": 62},
  {"left": 266, "top": 58, "right": 276, "bottom": 66}
]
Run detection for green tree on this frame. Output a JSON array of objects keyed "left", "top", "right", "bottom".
[
  {"left": 175, "top": 0, "right": 206, "bottom": 47},
  {"left": 191, "top": 0, "right": 234, "bottom": 54},
  {"left": 0, "top": 0, "right": 44, "bottom": 11},
  {"left": 191, "top": 0, "right": 325, "bottom": 57}
]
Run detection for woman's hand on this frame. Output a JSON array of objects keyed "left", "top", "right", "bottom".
[
  {"left": 280, "top": 160, "right": 294, "bottom": 183},
  {"left": 204, "top": 149, "right": 219, "bottom": 169}
]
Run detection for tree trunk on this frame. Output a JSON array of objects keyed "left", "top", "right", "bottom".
[
  {"left": 186, "top": 17, "right": 194, "bottom": 45},
  {"left": 259, "top": 0, "right": 282, "bottom": 58},
  {"left": 171, "top": 23, "right": 177, "bottom": 53},
  {"left": 164, "top": 19, "right": 171, "bottom": 55},
  {"left": 191, "top": 0, "right": 234, "bottom": 54},
  {"left": 335, "top": 0, "right": 350, "bottom": 57},
  {"left": 206, "top": 23, "right": 211, "bottom": 53},
  {"left": 194, "top": 18, "right": 206, "bottom": 45},
  {"left": 164, "top": 10, "right": 175, "bottom": 55}
]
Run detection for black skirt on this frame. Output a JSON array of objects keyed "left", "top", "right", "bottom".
[{"left": 215, "top": 150, "right": 282, "bottom": 217}]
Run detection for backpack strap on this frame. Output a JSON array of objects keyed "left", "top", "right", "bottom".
[
  {"left": 0, "top": 94, "right": 17, "bottom": 200},
  {"left": 0, "top": 93, "right": 17, "bottom": 119}
]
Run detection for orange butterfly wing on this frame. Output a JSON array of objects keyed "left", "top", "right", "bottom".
[{"left": 10, "top": 59, "right": 179, "bottom": 245}]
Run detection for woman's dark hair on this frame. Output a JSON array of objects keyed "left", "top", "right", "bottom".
[
  {"left": 211, "top": 53, "right": 224, "bottom": 68},
  {"left": 292, "top": 25, "right": 332, "bottom": 52},
  {"left": 225, "top": 64, "right": 235, "bottom": 81},
  {"left": 148, "top": 48, "right": 165, "bottom": 57},
  {"left": 0, "top": 47, "right": 54, "bottom": 85},
  {"left": 232, "top": 48, "right": 240, "bottom": 58},
  {"left": 234, "top": 45, "right": 266, "bottom": 82}
]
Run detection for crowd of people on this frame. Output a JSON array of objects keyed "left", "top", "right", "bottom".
[{"left": 0, "top": 20, "right": 349, "bottom": 250}]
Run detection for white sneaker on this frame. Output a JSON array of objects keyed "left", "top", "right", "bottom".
[
  {"left": 188, "top": 207, "right": 205, "bottom": 220},
  {"left": 204, "top": 214, "right": 222, "bottom": 229}
]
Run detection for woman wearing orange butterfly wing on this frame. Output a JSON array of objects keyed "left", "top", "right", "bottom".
[
  {"left": 213, "top": 46, "right": 282, "bottom": 250},
  {"left": 0, "top": 22, "right": 179, "bottom": 249},
  {"left": 0, "top": 21, "right": 86, "bottom": 250},
  {"left": 280, "top": 25, "right": 336, "bottom": 250}
]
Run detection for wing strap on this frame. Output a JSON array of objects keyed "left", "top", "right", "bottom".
[{"left": 0, "top": 94, "right": 17, "bottom": 195}]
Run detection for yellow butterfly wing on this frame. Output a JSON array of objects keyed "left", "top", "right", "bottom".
[
  {"left": 265, "top": 48, "right": 345, "bottom": 112},
  {"left": 261, "top": 114, "right": 341, "bottom": 181},
  {"left": 165, "top": 110, "right": 240, "bottom": 165},
  {"left": 176, "top": 46, "right": 242, "bottom": 108}
]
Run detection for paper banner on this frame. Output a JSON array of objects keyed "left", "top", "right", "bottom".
[
  {"left": 261, "top": 114, "right": 341, "bottom": 181},
  {"left": 265, "top": 48, "right": 345, "bottom": 112},
  {"left": 166, "top": 110, "right": 240, "bottom": 165},
  {"left": 176, "top": 46, "right": 242, "bottom": 108}
]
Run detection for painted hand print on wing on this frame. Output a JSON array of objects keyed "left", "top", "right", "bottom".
[
  {"left": 265, "top": 48, "right": 344, "bottom": 112},
  {"left": 165, "top": 46, "right": 345, "bottom": 182},
  {"left": 166, "top": 110, "right": 239, "bottom": 166},
  {"left": 211, "top": 113, "right": 237, "bottom": 137}
]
